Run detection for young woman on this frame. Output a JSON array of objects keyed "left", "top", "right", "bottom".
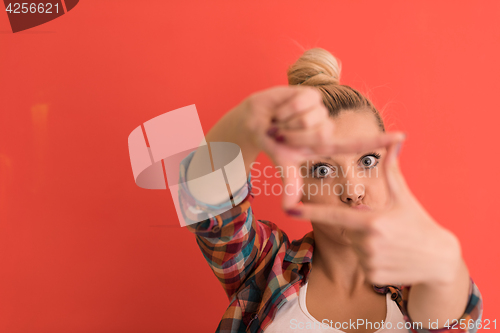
[{"left": 178, "top": 48, "right": 483, "bottom": 333}]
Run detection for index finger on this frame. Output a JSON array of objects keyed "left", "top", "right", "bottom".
[
  {"left": 286, "top": 203, "right": 375, "bottom": 231},
  {"left": 311, "top": 132, "right": 406, "bottom": 156},
  {"left": 273, "top": 86, "right": 325, "bottom": 122}
]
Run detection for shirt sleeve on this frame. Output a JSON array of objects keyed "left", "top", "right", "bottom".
[
  {"left": 178, "top": 150, "right": 286, "bottom": 300},
  {"left": 398, "top": 277, "right": 483, "bottom": 332}
]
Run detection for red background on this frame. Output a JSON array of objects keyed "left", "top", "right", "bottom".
[{"left": 1, "top": 1, "right": 499, "bottom": 332}]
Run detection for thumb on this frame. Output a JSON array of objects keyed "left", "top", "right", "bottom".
[{"left": 274, "top": 153, "right": 305, "bottom": 211}]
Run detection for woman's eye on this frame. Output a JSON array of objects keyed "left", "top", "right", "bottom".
[
  {"left": 311, "top": 164, "right": 333, "bottom": 178},
  {"left": 360, "top": 155, "right": 379, "bottom": 169}
]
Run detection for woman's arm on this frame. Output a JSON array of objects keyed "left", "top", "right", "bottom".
[
  {"left": 396, "top": 230, "right": 483, "bottom": 332},
  {"left": 405, "top": 235, "right": 479, "bottom": 330},
  {"left": 180, "top": 156, "right": 273, "bottom": 299},
  {"left": 180, "top": 95, "right": 269, "bottom": 300},
  {"left": 185, "top": 99, "right": 259, "bottom": 205}
]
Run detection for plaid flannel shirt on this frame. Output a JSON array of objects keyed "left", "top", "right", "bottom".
[{"left": 179, "top": 151, "right": 483, "bottom": 333}]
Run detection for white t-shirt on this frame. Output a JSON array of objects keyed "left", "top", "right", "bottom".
[{"left": 266, "top": 281, "right": 408, "bottom": 332}]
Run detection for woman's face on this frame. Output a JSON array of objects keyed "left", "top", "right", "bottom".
[{"left": 300, "top": 109, "right": 390, "bottom": 245}]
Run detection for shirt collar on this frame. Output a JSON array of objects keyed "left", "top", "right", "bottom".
[{"left": 284, "top": 230, "right": 315, "bottom": 264}]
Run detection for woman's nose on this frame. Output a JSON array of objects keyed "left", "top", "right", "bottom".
[{"left": 339, "top": 179, "right": 365, "bottom": 204}]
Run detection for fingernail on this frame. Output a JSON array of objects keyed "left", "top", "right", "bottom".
[
  {"left": 286, "top": 209, "right": 301, "bottom": 216},
  {"left": 275, "top": 135, "right": 285, "bottom": 143},
  {"left": 267, "top": 127, "right": 278, "bottom": 137}
]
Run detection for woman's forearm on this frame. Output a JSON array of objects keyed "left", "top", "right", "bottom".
[
  {"left": 186, "top": 102, "right": 260, "bottom": 205},
  {"left": 407, "top": 249, "right": 471, "bottom": 329}
]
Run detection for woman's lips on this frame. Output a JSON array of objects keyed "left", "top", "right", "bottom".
[{"left": 351, "top": 204, "right": 371, "bottom": 211}]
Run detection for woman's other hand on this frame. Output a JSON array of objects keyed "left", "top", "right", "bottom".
[{"left": 285, "top": 137, "right": 463, "bottom": 287}]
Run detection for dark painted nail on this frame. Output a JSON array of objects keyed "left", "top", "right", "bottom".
[
  {"left": 275, "top": 135, "right": 285, "bottom": 143},
  {"left": 286, "top": 209, "right": 301, "bottom": 216},
  {"left": 267, "top": 127, "right": 278, "bottom": 137}
]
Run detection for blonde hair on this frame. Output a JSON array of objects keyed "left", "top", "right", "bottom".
[{"left": 287, "top": 48, "right": 385, "bottom": 132}]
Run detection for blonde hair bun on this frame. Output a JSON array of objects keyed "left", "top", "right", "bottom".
[{"left": 287, "top": 47, "right": 341, "bottom": 86}]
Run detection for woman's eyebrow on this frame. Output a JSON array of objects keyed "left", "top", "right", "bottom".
[{"left": 321, "top": 150, "right": 379, "bottom": 160}]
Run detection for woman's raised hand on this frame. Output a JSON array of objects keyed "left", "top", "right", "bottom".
[
  {"left": 284, "top": 135, "right": 462, "bottom": 287},
  {"left": 242, "top": 85, "right": 331, "bottom": 154},
  {"left": 240, "top": 85, "right": 334, "bottom": 206}
]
